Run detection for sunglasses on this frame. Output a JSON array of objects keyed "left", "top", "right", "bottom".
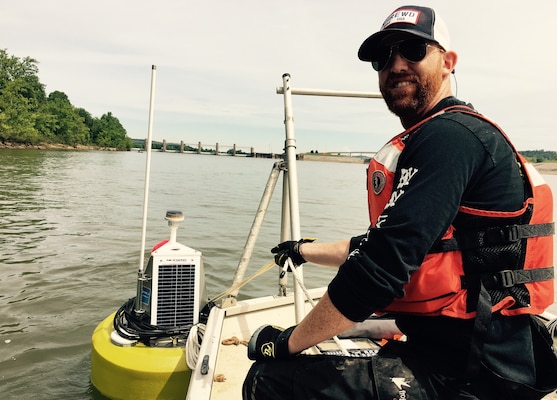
[{"left": 371, "top": 39, "right": 440, "bottom": 71}]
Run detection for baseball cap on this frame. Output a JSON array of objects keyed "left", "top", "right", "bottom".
[{"left": 358, "top": 5, "right": 450, "bottom": 62}]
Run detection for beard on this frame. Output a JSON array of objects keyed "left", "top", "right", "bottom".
[{"left": 381, "top": 70, "right": 442, "bottom": 123}]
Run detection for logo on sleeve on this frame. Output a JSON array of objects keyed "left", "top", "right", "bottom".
[{"left": 372, "top": 170, "right": 386, "bottom": 194}]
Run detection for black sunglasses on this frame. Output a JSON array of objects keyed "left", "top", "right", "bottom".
[{"left": 371, "top": 39, "right": 439, "bottom": 71}]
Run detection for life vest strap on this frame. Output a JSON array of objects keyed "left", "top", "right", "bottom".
[
  {"left": 429, "top": 222, "right": 555, "bottom": 253},
  {"left": 461, "top": 267, "right": 554, "bottom": 291},
  {"left": 463, "top": 267, "right": 554, "bottom": 377}
]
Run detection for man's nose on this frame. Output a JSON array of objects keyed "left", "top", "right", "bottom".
[{"left": 388, "top": 50, "right": 408, "bottom": 72}]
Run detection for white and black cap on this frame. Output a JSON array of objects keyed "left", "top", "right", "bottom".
[{"left": 358, "top": 5, "right": 450, "bottom": 62}]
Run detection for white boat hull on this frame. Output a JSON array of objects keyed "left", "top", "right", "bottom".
[{"left": 187, "top": 288, "right": 325, "bottom": 400}]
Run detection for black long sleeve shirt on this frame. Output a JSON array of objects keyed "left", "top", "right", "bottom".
[{"left": 328, "top": 97, "right": 535, "bottom": 383}]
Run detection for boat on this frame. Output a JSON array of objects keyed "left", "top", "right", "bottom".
[{"left": 90, "top": 69, "right": 557, "bottom": 400}]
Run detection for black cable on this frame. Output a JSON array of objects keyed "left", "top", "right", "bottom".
[
  {"left": 113, "top": 297, "right": 193, "bottom": 346},
  {"left": 452, "top": 69, "right": 458, "bottom": 97}
]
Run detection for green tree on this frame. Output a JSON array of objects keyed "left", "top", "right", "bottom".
[
  {"left": 0, "top": 50, "right": 45, "bottom": 144},
  {"left": 92, "top": 112, "right": 131, "bottom": 150},
  {"left": 76, "top": 107, "right": 94, "bottom": 132},
  {"left": 43, "top": 91, "right": 90, "bottom": 146},
  {"left": 520, "top": 150, "right": 557, "bottom": 162},
  {"left": 0, "top": 50, "right": 44, "bottom": 105},
  {"left": 1, "top": 49, "right": 133, "bottom": 149}
]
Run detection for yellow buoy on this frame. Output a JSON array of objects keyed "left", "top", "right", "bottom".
[{"left": 91, "top": 312, "right": 191, "bottom": 400}]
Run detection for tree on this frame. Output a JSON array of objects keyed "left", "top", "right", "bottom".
[
  {"left": 0, "top": 78, "right": 40, "bottom": 143},
  {"left": 520, "top": 150, "right": 557, "bottom": 162},
  {"left": 42, "top": 91, "right": 90, "bottom": 146},
  {"left": 76, "top": 107, "right": 94, "bottom": 133},
  {"left": 0, "top": 49, "right": 133, "bottom": 149},
  {"left": 93, "top": 112, "right": 131, "bottom": 150},
  {"left": 0, "top": 50, "right": 44, "bottom": 144}
]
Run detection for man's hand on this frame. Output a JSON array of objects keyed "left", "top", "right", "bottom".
[
  {"left": 271, "top": 238, "right": 316, "bottom": 267},
  {"left": 247, "top": 325, "right": 296, "bottom": 361}
]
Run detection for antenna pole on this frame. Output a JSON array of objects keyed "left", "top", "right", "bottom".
[
  {"left": 281, "top": 73, "right": 305, "bottom": 323},
  {"left": 135, "top": 65, "right": 157, "bottom": 313}
]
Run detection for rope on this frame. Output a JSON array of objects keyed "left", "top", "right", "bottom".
[
  {"left": 186, "top": 322, "right": 206, "bottom": 370},
  {"left": 187, "top": 257, "right": 350, "bottom": 369},
  {"left": 186, "top": 260, "right": 276, "bottom": 370},
  {"left": 209, "top": 260, "right": 277, "bottom": 304}
]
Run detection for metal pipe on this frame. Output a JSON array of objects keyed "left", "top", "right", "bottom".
[
  {"left": 224, "top": 161, "right": 283, "bottom": 305},
  {"left": 276, "top": 86, "right": 382, "bottom": 99},
  {"left": 135, "top": 65, "right": 157, "bottom": 313},
  {"left": 278, "top": 163, "right": 290, "bottom": 296},
  {"left": 281, "top": 73, "right": 306, "bottom": 323}
]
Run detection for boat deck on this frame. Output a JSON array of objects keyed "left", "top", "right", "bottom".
[
  {"left": 211, "top": 312, "right": 380, "bottom": 399},
  {"left": 187, "top": 289, "right": 325, "bottom": 399},
  {"left": 186, "top": 289, "right": 557, "bottom": 400}
]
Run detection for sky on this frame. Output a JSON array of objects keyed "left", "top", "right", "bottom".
[{"left": 2, "top": 0, "right": 556, "bottom": 154}]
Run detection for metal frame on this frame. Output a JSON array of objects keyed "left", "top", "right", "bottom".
[{"left": 226, "top": 74, "right": 382, "bottom": 322}]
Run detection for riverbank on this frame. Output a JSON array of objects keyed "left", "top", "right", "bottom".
[
  {"left": 0, "top": 142, "right": 118, "bottom": 151},
  {"left": 2, "top": 143, "right": 556, "bottom": 175},
  {"left": 534, "top": 163, "right": 557, "bottom": 175},
  {"left": 300, "top": 153, "right": 369, "bottom": 164},
  {"left": 302, "top": 154, "right": 557, "bottom": 175}
]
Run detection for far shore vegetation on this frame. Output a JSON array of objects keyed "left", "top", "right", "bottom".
[
  {"left": 0, "top": 49, "right": 131, "bottom": 150},
  {"left": 1, "top": 49, "right": 556, "bottom": 162},
  {"left": 519, "top": 150, "right": 557, "bottom": 163}
]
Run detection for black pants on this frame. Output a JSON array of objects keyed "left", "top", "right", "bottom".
[
  {"left": 242, "top": 348, "right": 557, "bottom": 400},
  {"left": 242, "top": 354, "right": 431, "bottom": 400}
]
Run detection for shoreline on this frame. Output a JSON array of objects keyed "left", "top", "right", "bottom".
[
  {"left": 2, "top": 143, "right": 556, "bottom": 175},
  {"left": 300, "top": 153, "right": 368, "bottom": 164},
  {"left": 533, "top": 163, "right": 557, "bottom": 175},
  {"left": 0, "top": 142, "right": 118, "bottom": 151},
  {"left": 302, "top": 154, "right": 557, "bottom": 175}
]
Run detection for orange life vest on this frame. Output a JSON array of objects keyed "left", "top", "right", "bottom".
[{"left": 367, "top": 106, "right": 554, "bottom": 318}]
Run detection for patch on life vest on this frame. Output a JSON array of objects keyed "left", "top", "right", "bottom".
[{"left": 372, "top": 170, "right": 386, "bottom": 195}]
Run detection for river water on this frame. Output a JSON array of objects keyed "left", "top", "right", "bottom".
[{"left": 1, "top": 149, "right": 556, "bottom": 399}]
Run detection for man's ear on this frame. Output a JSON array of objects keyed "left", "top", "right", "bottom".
[{"left": 443, "top": 50, "right": 458, "bottom": 75}]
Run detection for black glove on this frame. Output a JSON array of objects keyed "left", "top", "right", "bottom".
[
  {"left": 247, "top": 324, "right": 296, "bottom": 361},
  {"left": 271, "top": 238, "right": 316, "bottom": 268}
]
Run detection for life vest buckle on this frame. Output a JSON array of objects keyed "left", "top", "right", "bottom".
[
  {"left": 495, "top": 269, "right": 515, "bottom": 288},
  {"left": 486, "top": 225, "right": 520, "bottom": 244},
  {"left": 504, "top": 225, "right": 520, "bottom": 242}
]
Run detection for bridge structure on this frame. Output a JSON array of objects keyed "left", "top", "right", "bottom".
[
  {"left": 139, "top": 139, "right": 280, "bottom": 158},
  {"left": 138, "top": 139, "right": 376, "bottom": 161}
]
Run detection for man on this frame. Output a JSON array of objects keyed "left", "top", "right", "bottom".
[{"left": 243, "top": 5, "right": 556, "bottom": 399}]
